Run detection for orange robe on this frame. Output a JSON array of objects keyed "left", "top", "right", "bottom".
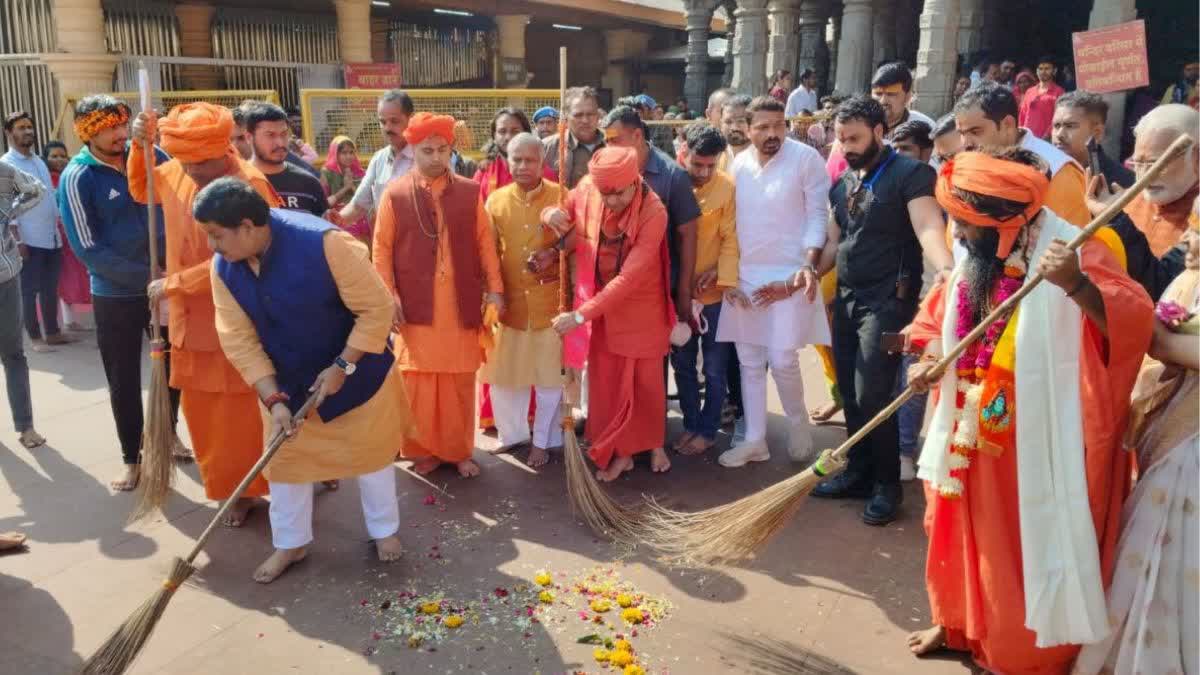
[
  {"left": 563, "top": 181, "right": 672, "bottom": 469},
  {"left": 128, "top": 145, "right": 280, "bottom": 500},
  {"left": 373, "top": 172, "right": 502, "bottom": 464},
  {"left": 1122, "top": 184, "right": 1199, "bottom": 257},
  {"left": 907, "top": 240, "right": 1152, "bottom": 674}
]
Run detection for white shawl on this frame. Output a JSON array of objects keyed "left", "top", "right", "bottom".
[{"left": 917, "top": 209, "right": 1108, "bottom": 647}]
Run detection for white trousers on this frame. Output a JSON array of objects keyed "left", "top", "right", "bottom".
[
  {"left": 735, "top": 343, "right": 811, "bottom": 445},
  {"left": 491, "top": 384, "right": 564, "bottom": 449},
  {"left": 269, "top": 465, "right": 400, "bottom": 550}
]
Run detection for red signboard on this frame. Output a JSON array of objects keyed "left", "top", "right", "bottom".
[
  {"left": 344, "top": 63, "right": 402, "bottom": 90},
  {"left": 1072, "top": 20, "right": 1150, "bottom": 94}
]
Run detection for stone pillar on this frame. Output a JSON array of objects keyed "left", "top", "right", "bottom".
[
  {"left": 684, "top": 0, "right": 717, "bottom": 115},
  {"left": 913, "top": 0, "right": 959, "bottom": 119},
  {"left": 334, "top": 0, "right": 372, "bottom": 64},
  {"left": 871, "top": 0, "right": 896, "bottom": 68},
  {"left": 603, "top": 29, "right": 651, "bottom": 98},
  {"left": 833, "top": 0, "right": 873, "bottom": 95},
  {"left": 46, "top": 0, "right": 118, "bottom": 148},
  {"left": 1089, "top": 0, "right": 1136, "bottom": 157},
  {"left": 766, "top": 0, "right": 801, "bottom": 83},
  {"left": 494, "top": 14, "right": 529, "bottom": 88},
  {"left": 175, "top": 2, "right": 219, "bottom": 90},
  {"left": 956, "top": 0, "right": 982, "bottom": 58},
  {"left": 827, "top": 6, "right": 841, "bottom": 92},
  {"left": 730, "top": 0, "right": 769, "bottom": 95},
  {"left": 722, "top": 0, "right": 737, "bottom": 87},
  {"left": 797, "top": 0, "right": 830, "bottom": 88}
]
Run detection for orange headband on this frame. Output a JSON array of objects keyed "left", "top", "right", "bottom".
[
  {"left": 74, "top": 108, "right": 130, "bottom": 143},
  {"left": 935, "top": 152, "right": 1050, "bottom": 259}
]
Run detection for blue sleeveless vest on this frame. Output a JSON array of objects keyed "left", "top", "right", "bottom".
[{"left": 214, "top": 209, "right": 393, "bottom": 422}]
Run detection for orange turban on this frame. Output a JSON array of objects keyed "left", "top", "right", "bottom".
[
  {"left": 935, "top": 151, "right": 1050, "bottom": 259},
  {"left": 588, "top": 146, "right": 640, "bottom": 192},
  {"left": 403, "top": 112, "right": 456, "bottom": 146},
  {"left": 158, "top": 102, "right": 234, "bottom": 164}
]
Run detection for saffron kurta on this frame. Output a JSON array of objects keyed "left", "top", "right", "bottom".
[
  {"left": 479, "top": 180, "right": 565, "bottom": 389},
  {"left": 907, "top": 236, "right": 1152, "bottom": 675},
  {"left": 562, "top": 178, "right": 673, "bottom": 469},
  {"left": 211, "top": 229, "right": 413, "bottom": 482},
  {"left": 128, "top": 144, "right": 278, "bottom": 499},
  {"left": 373, "top": 172, "right": 502, "bottom": 464}
]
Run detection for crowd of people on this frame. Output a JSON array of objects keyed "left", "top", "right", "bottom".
[{"left": 0, "top": 50, "right": 1196, "bottom": 674}]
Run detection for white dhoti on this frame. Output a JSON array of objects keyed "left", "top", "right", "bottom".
[
  {"left": 269, "top": 465, "right": 400, "bottom": 549},
  {"left": 491, "top": 384, "right": 564, "bottom": 449}
]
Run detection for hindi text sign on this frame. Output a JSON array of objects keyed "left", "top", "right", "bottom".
[{"left": 1072, "top": 20, "right": 1149, "bottom": 94}]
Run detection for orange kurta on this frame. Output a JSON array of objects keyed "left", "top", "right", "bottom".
[
  {"left": 907, "top": 240, "right": 1152, "bottom": 674},
  {"left": 1122, "top": 184, "right": 1199, "bottom": 257},
  {"left": 373, "top": 172, "right": 502, "bottom": 463},
  {"left": 128, "top": 144, "right": 280, "bottom": 499}
]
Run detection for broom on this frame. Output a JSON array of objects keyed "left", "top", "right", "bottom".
[
  {"left": 81, "top": 391, "right": 319, "bottom": 675},
  {"left": 554, "top": 46, "right": 646, "bottom": 541},
  {"left": 131, "top": 64, "right": 176, "bottom": 522},
  {"left": 641, "top": 134, "right": 1195, "bottom": 566}
]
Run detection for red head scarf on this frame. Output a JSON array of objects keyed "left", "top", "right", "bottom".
[
  {"left": 588, "top": 146, "right": 641, "bottom": 193},
  {"left": 323, "top": 135, "right": 365, "bottom": 178},
  {"left": 935, "top": 151, "right": 1050, "bottom": 259},
  {"left": 403, "top": 112, "right": 456, "bottom": 146},
  {"left": 159, "top": 102, "right": 234, "bottom": 164}
]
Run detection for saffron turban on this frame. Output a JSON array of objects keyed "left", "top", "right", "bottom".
[
  {"left": 935, "top": 151, "right": 1050, "bottom": 259},
  {"left": 403, "top": 112, "right": 456, "bottom": 146},
  {"left": 588, "top": 146, "right": 640, "bottom": 193},
  {"left": 158, "top": 102, "right": 234, "bottom": 164}
]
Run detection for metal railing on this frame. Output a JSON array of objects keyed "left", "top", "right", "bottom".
[
  {"left": 0, "top": 0, "right": 56, "bottom": 54},
  {"left": 103, "top": 0, "right": 183, "bottom": 90},
  {"left": 387, "top": 21, "right": 493, "bottom": 87},
  {"left": 0, "top": 54, "right": 58, "bottom": 154}
]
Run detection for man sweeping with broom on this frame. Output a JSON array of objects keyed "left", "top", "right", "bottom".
[
  {"left": 902, "top": 147, "right": 1152, "bottom": 674},
  {"left": 129, "top": 103, "right": 279, "bottom": 525},
  {"left": 201, "top": 177, "right": 412, "bottom": 583}
]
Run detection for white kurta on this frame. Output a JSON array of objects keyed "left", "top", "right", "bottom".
[{"left": 717, "top": 138, "right": 832, "bottom": 350}]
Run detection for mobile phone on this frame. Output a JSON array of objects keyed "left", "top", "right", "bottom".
[
  {"left": 1086, "top": 137, "right": 1103, "bottom": 180},
  {"left": 881, "top": 332, "right": 907, "bottom": 354}
]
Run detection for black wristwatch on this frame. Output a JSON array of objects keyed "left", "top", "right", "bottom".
[{"left": 334, "top": 356, "right": 357, "bottom": 375}]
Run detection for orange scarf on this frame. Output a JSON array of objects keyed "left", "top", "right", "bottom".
[{"left": 935, "top": 152, "right": 1049, "bottom": 258}]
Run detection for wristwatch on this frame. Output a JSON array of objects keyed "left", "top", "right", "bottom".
[
  {"left": 334, "top": 356, "right": 357, "bottom": 376},
  {"left": 572, "top": 311, "right": 585, "bottom": 325}
]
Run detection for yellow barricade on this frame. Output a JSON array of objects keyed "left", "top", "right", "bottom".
[{"left": 300, "top": 89, "right": 561, "bottom": 161}]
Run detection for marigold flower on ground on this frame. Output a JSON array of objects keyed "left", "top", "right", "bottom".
[
  {"left": 419, "top": 602, "right": 440, "bottom": 615},
  {"left": 590, "top": 598, "right": 612, "bottom": 612},
  {"left": 593, "top": 648, "right": 611, "bottom": 662},
  {"left": 621, "top": 608, "right": 644, "bottom": 624},
  {"left": 616, "top": 593, "right": 634, "bottom": 608},
  {"left": 623, "top": 665, "right": 646, "bottom": 675},
  {"left": 443, "top": 615, "right": 464, "bottom": 628},
  {"left": 613, "top": 639, "right": 633, "bottom": 652},
  {"left": 538, "top": 590, "right": 555, "bottom": 604},
  {"left": 534, "top": 571, "right": 554, "bottom": 586},
  {"left": 609, "top": 650, "right": 634, "bottom": 667}
]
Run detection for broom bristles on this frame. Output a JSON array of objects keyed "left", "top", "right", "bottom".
[
  {"left": 641, "top": 448, "right": 847, "bottom": 565},
  {"left": 562, "top": 408, "right": 648, "bottom": 544},
  {"left": 130, "top": 346, "right": 177, "bottom": 523},
  {"left": 80, "top": 556, "right": 195, "bottom": 675}
]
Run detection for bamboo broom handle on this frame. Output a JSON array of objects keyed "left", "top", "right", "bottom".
[
  {"left": 821, "top": 134, "right": 1194, "bottom": 468},
  {"left": 139, "top": 63, "right": 161, "bottom": 334},
  {"left": 558, "top": 46, "right": 569, "bottom": 314},
  {"left": 183, "top": 394, "right": 318, "bottom": 565}
]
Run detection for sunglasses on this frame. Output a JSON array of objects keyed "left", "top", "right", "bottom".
[{"left": 847, "top": 178, "right": 875, "bottom": 219}]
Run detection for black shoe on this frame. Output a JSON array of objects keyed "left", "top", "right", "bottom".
[
  {"left": 861, "top": 483, "right": 903, "bottom": 526},
  {"left": 811, "top": 471, "right": 873, "bottom": 499}
]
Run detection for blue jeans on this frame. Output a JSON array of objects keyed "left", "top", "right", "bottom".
[
  {"left": 670, "top": 302, "right": 730, "bottom": 440},
  {"left": 895, "top": 352, "right": 928, "bottom": 458},
  {"left": 0, "top": 276, "right": 33, "bottom": 431}
]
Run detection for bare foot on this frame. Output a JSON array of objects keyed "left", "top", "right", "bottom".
[
  {"left": 907, "top": 625, "right": 946, "bottom": 656},
  {"left": 19, "top": 429, "right": 45, "bottom": 449},
  {"left": 810, "top": 401, "right": 842, "bottom": 424},
  {"left": 221, "top": 497, "right": 257, "bottom": 528},
  {"left": 670, "top": 431, "right": 696, "bottom": 452},
  {"left": 253, "top": 547, "right": 308, "bottom": 584},
  {"left": 321, "top": 480, "right": 340, "bottom": 491},
  {"left": 45, "top": 333, "right": 76, "bottom": 346},
  {"left": 676, "top": 434, "right": 714, "bottom": 456},
  {"left": 412, "top": 457, "right": 442, "bottom": 475},
  {"left": 456, "top": 459, "right": 480, "bottom": 478},
  {"left": 650, "top": 447, "right": 671, "bottom": 473},
  {"left": 595, "top": 455, "right": 634, "bottom": 482},
  {"left": 110, "top": 464, "right": 139, "bottom": 491},
  {"left": 527, "top": 446, "right": 549, "bottom": 468},
  {"left": 171, "top": 435, "right": 193, "bottom": 461},
  {"left": 0, "top": 531, "right": 28, "bottom": 551},
  {"left": 29, "top": 340, "right": 54, "bottom": 353},
  {"left": 375, "top": 534, "right": 403, "bottom": 562}
]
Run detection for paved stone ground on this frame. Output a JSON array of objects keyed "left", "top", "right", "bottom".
[{"left": 0, "top": 325, "right": 977, "bottom": 674}]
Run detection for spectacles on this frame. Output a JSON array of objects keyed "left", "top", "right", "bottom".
[
  {"left": 847, "top": 180, "right": 874, "bottom": 219},
  {"left": 1128, "top": 157, "right": 1172, "bottom": 173}
]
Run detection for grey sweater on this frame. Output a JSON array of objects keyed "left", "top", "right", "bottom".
[{"left": 0, "top": 161, "right": 46, "bottom": 284}]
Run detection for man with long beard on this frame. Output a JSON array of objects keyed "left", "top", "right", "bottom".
[
  {"left": 129, "top": 103, "right": 279, "bottom": 523},
  {"left": 903, "top": 147, "right": 1152, "bottom": 674}
]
